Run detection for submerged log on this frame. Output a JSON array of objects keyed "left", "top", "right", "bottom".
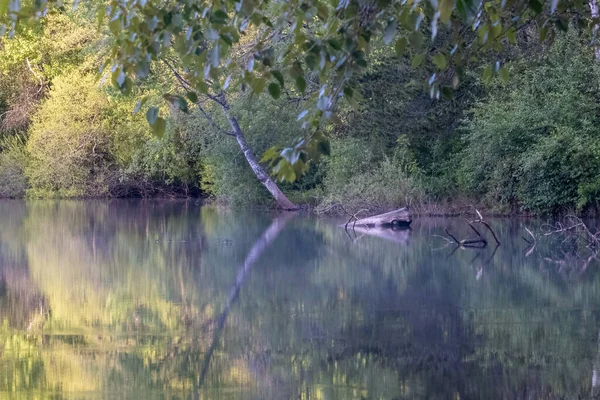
[{"left": 348, "top": 207, "right": 412, "bottom": 228}]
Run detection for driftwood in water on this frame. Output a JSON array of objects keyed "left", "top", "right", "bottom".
[{"left": 345, "top": 207, "right": 412, "bottom": 229}]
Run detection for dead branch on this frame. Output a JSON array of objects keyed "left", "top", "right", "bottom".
[
  {"left": 444, "top": 227, "right": 487, "bottom": 248},
  {"left": 540, "top": 215, "right": 600, "bottom": 250},
  {"left": 468, "top": 208, "right": 500, "bottom": 245}
]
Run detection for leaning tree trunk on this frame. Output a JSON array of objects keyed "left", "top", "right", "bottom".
[
  {"left": 221, "top": 101, "right": 299, "bottom": 210},
  {"left": 591, "top": 0, "right": 600, "bottom": 60}
]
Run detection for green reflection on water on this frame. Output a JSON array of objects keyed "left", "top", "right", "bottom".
[{"left": 1, "top": 200, "right": 599, "bottom": 399}]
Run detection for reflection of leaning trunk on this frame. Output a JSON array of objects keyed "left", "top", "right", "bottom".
[
  {"left": 198, "top": 212, "right": 294, "bottom": 386},
  {"left": 592, "top": 0, "right": 600, "bottom": 61},
  {"left": 593, "top": 328, "right": 600, "bottom": 396}
]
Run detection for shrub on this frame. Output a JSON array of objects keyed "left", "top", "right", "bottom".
[
  {"left": 125, "top": 120, "right": 203, "bottom": 195},
  {"left": 0, "top": 135, "right": 29, "bottom": 197},
  {"left": 459, "top": 31, "right": 600, "bottom": 213},
  {"left": 318, "top": 136, "right": 425, "bottom": 211}
]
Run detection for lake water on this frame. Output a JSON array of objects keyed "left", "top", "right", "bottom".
[{"left": 1, "top": 200, "right": 599, "bottom": 399}]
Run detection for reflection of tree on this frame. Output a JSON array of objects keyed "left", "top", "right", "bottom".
[
  {"left": 1, "top": 207, "right": 600, "bottom": 398},
  {"left": 198, "top": 212, "right": 294, "bottom": 386}
]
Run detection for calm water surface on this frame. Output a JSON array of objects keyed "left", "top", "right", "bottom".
[{"left": 1, "top": 200, "right": 600, "bottom": 399}]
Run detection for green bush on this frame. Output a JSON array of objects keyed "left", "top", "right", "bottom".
[
  {"left": 25, "top": 72, "right": 158, "bottom": 197},
  {"left": 26, "top": 72, "right": 114, "bottom": 197},
  {"left": 459, "top": 31, "right": 600, "bottom": 213},
  {"left": 318, "top": 136, "right": 425, "bottom": 211},
  {"left": 189, "top": 93, "right": 310, "bottom": 206},
  {"left": 0, "top": 135, "right": 29, "bottom": 197},
  {"left": 126, "top": 119, "right": 203, "bottom": 195}
]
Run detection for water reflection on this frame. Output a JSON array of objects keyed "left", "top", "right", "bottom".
[{"left": 1, "top": 200, "right": 600, "bottom": 399}]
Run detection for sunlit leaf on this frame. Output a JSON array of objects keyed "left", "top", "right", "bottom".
[
  {"left": 432, "top": 54, "right": 448, "bottom": 69},
  {"left": 152, "top": 117, "right": 166, "bottom": 138},
  {"left": 439, "top": 0, "right": 455, "bottom": 22}
]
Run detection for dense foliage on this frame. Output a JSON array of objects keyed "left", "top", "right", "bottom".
[{"left": 1, "top": 2, "right": 600, "bottom": 214}]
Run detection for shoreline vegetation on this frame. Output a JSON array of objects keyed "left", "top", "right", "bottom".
[
  {"left": 2, "top": 13, "right": 600, "bottom": 217},
  {"left": 0, "top": 197, "right": 593, "bottom": 220}
]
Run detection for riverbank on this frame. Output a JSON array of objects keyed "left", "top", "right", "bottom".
[{"left": 1, "top": 194, "right": 597, "bottom": 219}]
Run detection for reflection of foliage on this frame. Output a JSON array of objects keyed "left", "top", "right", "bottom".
[{"left": 1, "top": 204, "right": 600, "bottom": 398}]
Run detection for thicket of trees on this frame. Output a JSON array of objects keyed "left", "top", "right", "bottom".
[{"left": 1, "top": 0, "right": 600, "bottom": 214}]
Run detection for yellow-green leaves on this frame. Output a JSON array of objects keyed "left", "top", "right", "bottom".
[
  {"left": 439, "top": 0, "right": 456, "bottom": 22},
  {"left": 432, "top": 54, "right": 448, "bottom": 69},
  {"left": 145, "top": 107, "right": 165, "bottom": 138},
  {"left": 295, "top": 76, "right": 307, "bottom": 93},
  {"left": 395, "top": 37, "right": 407, "bottom": 56}
]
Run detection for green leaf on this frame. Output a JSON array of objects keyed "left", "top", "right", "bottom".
[
  {"left": 328, "top": 39, "right": 342, "bottom": 50},
  {"left": 133, "top": 97, "right": 148, "bottom": 114},
  {"left": 146, "top": 107, "right": 159, "bottom": 125},
  {"left": 136, "top": 61, "right": 149, "bottom": 78},
  {"left": 211, "top": 9, "right": 228, "bottom": 24},
  {"left": 186, "top": 92, "right": 198, "bottom": 103},
  {"left": 95, "top": 5, "right": 105, "bottom": 31},
  {"left": 268, "top": 83, "right": 282, "bottom": 99},
  {"left": 539, "top": 25, "right": 548, "bottom": 41},
  {"left": 383, "top": 20, "right": 396, "bottom": 45},
  {"left": 456, "top": 0, "right": 479, "bottom": 22},
  {"left": 439, "top": 0, "right": 455, "bottom": 22},
  {"left": 529, "top": 0, "right": 542, "bottom": 13},
  {"left": 408, "top": 31, "right": 423, "bottom": 48},
  {"left": 152, "top": 117, "right": 166, "bottom": 139},
  {"left": 108, "top": 18, "right": 121, "bottom": 36},
  {"left": 506, "top": 27, "right": 517, "bottom": 43},
  {"left": 395, "top": 37, "right": 408, "bottom": 56},
  {"left": 260, "top": 146, "right": 281, "bottom": 163},
  {"left": 316, "top": 2, "right": 329, "bottom": 20},
  {"left": 432, "top": 54, "right": 448, "bottom": 69},
  {"left": 271, "top": 70, "right": 285, "bottom": 87},
  {"left": 172, "top": 95, "right": 189, "bottom": 112},
  {"left": 305, "top": 54, "right": 317, "bottom": 70},
  {"left": 555, "top": 17, "right": 568, "bottom": 31},
  {"left": 483, "top": 64, "right": 493, "bottom": 82},
  {"left": 220, "top": 33, "right": 233, "bottom": 46},
  {"left": 317, "top": 139, "right": 331, "bottom": 156},
  {"left": 252, "top": 77, "right": 267, "bottom": 94},
  {"left": 498, "top": 66, "right": 509, "bottom": 82},
  {"left": 295, "top": 76, "right": 307, "bottom": 93},
  {"left": 411, "top": 53, "right": 425, "bottom": 68}
]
